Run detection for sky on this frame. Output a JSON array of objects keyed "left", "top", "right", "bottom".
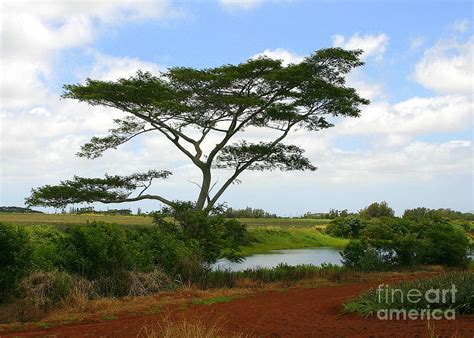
[{"left": 0, "top": 0, "right": 473, "bottom": 216}]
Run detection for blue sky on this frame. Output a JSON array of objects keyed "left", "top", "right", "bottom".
[{"left": 1, "top": 0, "right": 473, "bottom": 215}]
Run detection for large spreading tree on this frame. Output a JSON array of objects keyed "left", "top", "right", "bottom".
[{"left": 26, "top": 48, "right": 369, "bottom": 212}]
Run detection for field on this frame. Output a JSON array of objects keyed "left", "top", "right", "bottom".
[{"left": 0, "top": 212, "right": 330, "bottom": 228}]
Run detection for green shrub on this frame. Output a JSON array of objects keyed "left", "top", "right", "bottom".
[
  {"left": 61, "top": 222, "right": 130, "bottom": 278},
  {"left": 0, "top": 224, "right": 33, "bottom": 302},
  {"left": 28, "top": 226, "right": 65, "bottom": 272}
]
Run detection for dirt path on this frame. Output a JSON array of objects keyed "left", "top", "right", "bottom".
[{"left": 2, "top": 283, "right": 474, "bottom": 337}]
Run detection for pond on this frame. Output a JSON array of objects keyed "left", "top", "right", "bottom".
[{"left": 212, "top": 247, "right": 342, "bottom": 271}]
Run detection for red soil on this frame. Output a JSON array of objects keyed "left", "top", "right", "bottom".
[{"left": 2, "top": 283, "right": 474, "bottom": 337}]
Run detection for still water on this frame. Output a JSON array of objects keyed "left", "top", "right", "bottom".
[{"left": 213, "top": 247, "right": 342, "bottom": 271}]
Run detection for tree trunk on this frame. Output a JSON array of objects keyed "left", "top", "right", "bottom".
[{"left": 195, "top": 167, "right": 211, "bottom": 210}]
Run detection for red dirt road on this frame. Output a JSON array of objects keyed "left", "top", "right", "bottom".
[{"left": 3, "top": 283, "right": 474, "bottom": 337}]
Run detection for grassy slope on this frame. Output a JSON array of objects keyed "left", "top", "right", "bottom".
[{"left": 241, "top": 227, "right": 348, "bottom": 256}]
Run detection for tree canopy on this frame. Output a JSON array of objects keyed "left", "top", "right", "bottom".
[{"left": 27, "top": 48, "right": 369, "bottom": 211}]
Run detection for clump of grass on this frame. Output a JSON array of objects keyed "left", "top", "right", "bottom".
[
  {"left": 139, "top": 319, "right": 245, "bottom": 338},
  {"left": 192, "top": 295, "right": 236, "bottom": 305},
  {"left": 344, "top": 271, "right": 474, "bottom": 317}
]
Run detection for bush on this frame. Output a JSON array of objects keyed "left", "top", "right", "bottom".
[
  {"left": 61, "top": 222, "right": 130, "bottom": 278},
  {"left": 28, "top": 226, "right": 65, "bottom": 272},
  {"left": 0, "top": 224, "right": 33, "bottom": 302}
]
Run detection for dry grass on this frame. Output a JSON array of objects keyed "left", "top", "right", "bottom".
[
  {"left": 138, "top": 318, "right": 248, "bottom": 338},
  {"left": 427, "top": 320, "right": 459, "bottom": 338}
]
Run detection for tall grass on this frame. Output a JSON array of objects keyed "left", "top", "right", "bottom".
[
  {"left": 193, "top": 263, "right": 353, "bottom": 288},
  {"left": 344, "top": 271, "right": 474, "bottom": 317}
]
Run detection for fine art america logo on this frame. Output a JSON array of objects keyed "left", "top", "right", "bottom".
[{"left": 376, "top": 284, "right": 457, "bottom": 320}]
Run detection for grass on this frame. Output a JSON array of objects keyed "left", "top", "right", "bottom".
[
  {"left": 240, "top": 226, "right": 347, "bottom": 255},
  {"left": 192, "top": 295, "right": 237, "bottom": 305},
  {"left": 344, "top": 271, "right": 474, "bottom": 317},
  {"left": 241, "top": 218, "right": 331, "bottom": 228}
]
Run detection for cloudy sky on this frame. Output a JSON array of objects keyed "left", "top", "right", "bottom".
[{"left": 1, "top": 0, "right": 472, "bottom": 215}]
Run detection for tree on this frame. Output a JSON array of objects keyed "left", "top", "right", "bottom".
[
  {"left": 26, "top": 48, "right": 369, "bottom": 212},
  {"left": 359, "top": 201, "right": 394, "bottom": 219}
]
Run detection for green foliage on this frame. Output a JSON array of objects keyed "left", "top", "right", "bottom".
[
  {"left": 325, "top": 217, "right": 368, "bottom": 238},
  {"left": 340, "top": 240, "right": 387, "bottom": 271},
  {"left": 26, "top": 170, "right": 172, "bottom": 208},
  {"left": 0, "top": 224, "right": 32, "bottom": 302},
  {"left": 359, "top": 201, "right": 395, "bottom": 219},
  {"left": 215, "top": 142, "right": 316, "bottom": 172},
  {"left": 344, "top": 272, "right": 474, "bottom": 316}
]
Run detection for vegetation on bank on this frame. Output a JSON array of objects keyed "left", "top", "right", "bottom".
[{"left": 344, "top": 272, "right": 474, "bottom": 316}]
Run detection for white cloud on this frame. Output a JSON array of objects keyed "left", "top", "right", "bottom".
[
  {"left": 332, "top": 33, "right": 389, "bottom": 60},
  {"left": 252, "top": 48, "right": 304, "bottom": 66},
  {"left": 86, "top": 53, "right": 164, "bottom": 81},
  {"left": 414, "top": 36, "right": 473, "bottom": 95},
  {"left": 0, "top": 0, "right": 181, "bottom": 110},
  {"left": 337, "top": 95, "right": 472, "bottom": 136}
]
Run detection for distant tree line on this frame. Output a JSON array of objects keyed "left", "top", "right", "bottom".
[
  {"left": 67, "top": 206, "right": 132, "bottom": 215},
  {"left": 0, "top": 206, "right": 43, "bottom": 214},
  {"left": 224, "top": 207, "right": 278, "bottom": 219}
]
